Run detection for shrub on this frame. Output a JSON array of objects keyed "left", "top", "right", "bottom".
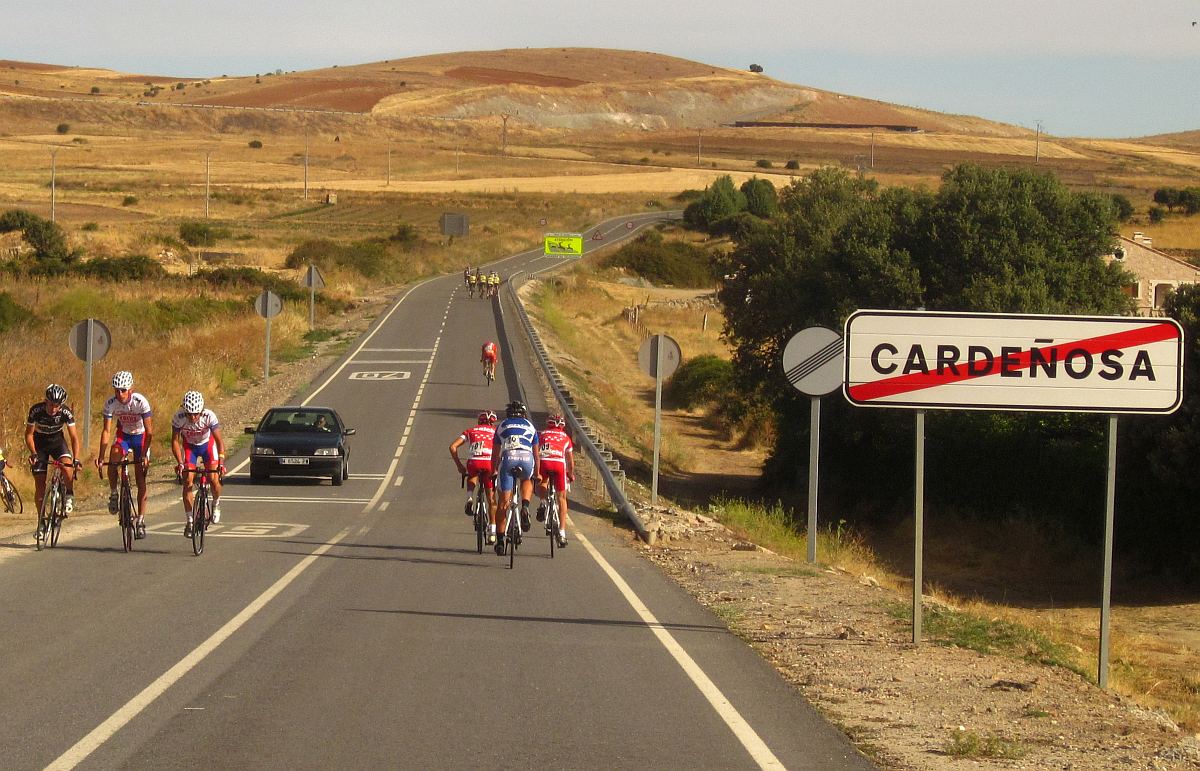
[
  {"left": 603, "top": 230, "right": 715, "bottom": 287},
  {"left": 179, "top": 221, "right": 230, "bottom": 247},
  {"left": 197, "top": 266, "right": 307, "bottom": 302},
  {"left": 121, "top": 195, "right": 138, "bottom": 206},
  {"left": 0, "top": 291, "right": 32, "bottom": 332},
  {"left": 1110, "top": 193, "right": 1135, "bottom": 222},
  {"left": 80, "top": 222, "right": 99, "bottom": 232},
  {"left": 73, "top": 255, "right": 166, "bottom": 281},
  {"left": 666, "top": 355, "right": 734, "bottom": 408},
  {"left": 755, "top": 159, "right": 773, "bottom": 169},
  {"left": 1149, "top": 205, "right": 1166, "bottom": 223},
  {"left": 89, "top": 86, "right": 100, "bottom": 95},
  {"left": 785, "top": 159, "right": 800, "bottom": 170},
  {"left": 0, "top": 209, "right": 40, "bottom": 233},
  {"left": 285, "top": 238, "right": 390, "bottom": 278},
  {"left": 389, "top": 222, "right": 420, "bottom": 246},
  {"left": 55, "top": 123, "right": 70, "bottom": 134},
  {"left": 248, "top": 140, "right": 263, "bottom": 149}
]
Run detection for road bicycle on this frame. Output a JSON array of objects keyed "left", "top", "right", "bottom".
[
  {"left": 463, "top": 473, "right": 489, "bottom": 554},
  {"left": 496, "top": 467, "right": 525, "bottom": 569},
  {"left": 103, "top": 456, "right": 139, "bottom": 553},
  {"left": 36, "top": 457, "right": 75, "bottom": 551},
  {"left": 542, "top": 476, "right": 563, "bottom": 558},
  {"left": 0, "top": 456, "right": 22, "bottom": 516},
  {"left": 483, "top": 359, "right": 495, "bottom": 386},
  {"left": 188, "top": 467, "right": 221, "bottom": 556}
]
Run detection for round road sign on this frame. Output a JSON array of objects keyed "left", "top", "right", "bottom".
[
  {"left": 254, "top": 290, "right": 283, "bottom": 319},
  {"left": 782, "top": 326, "right": 843, "bottom": 396},
  {"left": 638, "top": 334, "right": 682, "bottom": 380},
  {"left": 68, "top": 319, "right": 112, "bottom": 363}
]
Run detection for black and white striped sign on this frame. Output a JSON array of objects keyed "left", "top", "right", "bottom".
[{"left": 782, "top": 327, "right": 844, "bottom": 396}]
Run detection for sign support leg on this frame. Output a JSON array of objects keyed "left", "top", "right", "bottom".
[
  {"left": 807, "top": 396, "right": 820, "bottom": 564},
  {"left": 264, "top": 316, "right": 272, "bottom": 383},
  {"left": 651, "top": 335, "right": 663, "bottom": 506},
  {"left": 1099, "top": 415, "right": 1118, "bottom": 688},
  {"left": 309, "top": 282, "right": 315, "bottom": 329},
  {"left": 83, "top": 319, "right": 94, "bottom": 455},
  {"left": 913, "top": 409, "right": 925, "bottom": 644}
]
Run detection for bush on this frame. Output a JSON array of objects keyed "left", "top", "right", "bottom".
[
  {"left": 80, "top": 222, "right": 99, "bottom": 232},
  {"left": 0, "top": 209, "right": 40, "bottom": 233},
  {"left": 285, "top": 238, "right": 391, "bottom": 278},
  {"left": 248, "top": 140, "right": 263, "bottom": 149},
  {"left": 89, "top": 86, "right": 100, "bottom": 95},
  {"left": 603, "top": 230, "right": 716, "bottom": 287},
  {"left": 197, "top": 266, "right": 307, "bottom": 302},
  {"left": 121, "top": 195, "right": 138, "bottom": 206},
  {"left": 1149, "top": 205, "right": 1166, "bottom": 223},
  {"left": 1110, "top": 193, "right": 1135, "bottom": 222},
  {"left": 666, "top": 355, "right": 734, "bottom": 408},
  {"left": 755, "top": 159, "right": 773, "bottom": 168},
  {"left": 55, "top": 123, "right": 70, "bottom": 134},
  {"left": 389, "top": 222, "right": 420, "bottom": 246},
  {"left": 785, "top": 159, "right": 800, "bottom": 170},
  {"left": 179, "top": 221, "right": 230, "bottom": 247},
  {"left": 74, "top": 255, "right": 167, "bottom": 281},
  {"left": 0, "top": 292, "right": 32, "bottom": 332}
]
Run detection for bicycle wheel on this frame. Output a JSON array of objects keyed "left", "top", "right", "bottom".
[
  {"left": 548, "top": 500, "right": 557, "bottom": 559},
  {"left": 507, "top": 506, "right": 519, "bottom": 569},
  {"left": 1, "top": 475, "right": 21, "bottom": 515},
  {"left": 49, "top": 492, "right": 63, "bottom": 548},
  {"left": 474, "top": 498, "right": 485, "bottom": 555},
  {"left": 192, "top": 489, "right": 207, "bottom": 556},
  {"left": 120, "top": 483, "right": 134, "bottom": 553}
]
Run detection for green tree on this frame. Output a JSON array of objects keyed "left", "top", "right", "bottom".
[
  {"left": 740, "top": 177, "right": 779, "bottom": 219},
  {"left": 1110, "top": 193, "right": 1135, "bottom": 222},
  {"left": 683, "top": 175, "right": 747, "bottom": 230}
]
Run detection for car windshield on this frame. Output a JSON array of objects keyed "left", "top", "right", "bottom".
[{"left": 263, "top": 410, "right": 339, "bottom": 433}]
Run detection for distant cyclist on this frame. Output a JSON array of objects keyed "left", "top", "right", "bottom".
[
  {"left": 481, "top": 341, "right": 498, "bottom": 383},
  {"left": 95, "top": 370, "right": 153, "bottom": 539},
  {"left": 450, "top": 410, "right": 498, "bottom": 543},
  {"left": 467, "top": 270, "right": 478, "bottom": 297},
  {"left": 25, "top": 384, "right": 82, "bottom": 520},
  {"left": 171, "top": 391, "right": 225, "bottom": 538},
  {"left": 491, "top": 401, "right": 539, "bottom": 553},
  {"left": 488, "top": 271, "right": 500, "bottom": 298},
  {"left": 536, "top": 414, "right": 575, "bottom": 548}
]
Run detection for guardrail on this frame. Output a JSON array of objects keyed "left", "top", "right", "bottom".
[{"left": 506, "top": 269, "right": 649, "bottom": 540}]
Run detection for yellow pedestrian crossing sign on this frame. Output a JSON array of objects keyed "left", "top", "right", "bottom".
[{"left": 544, "top": 233, "right": 583, "bottom": 256}]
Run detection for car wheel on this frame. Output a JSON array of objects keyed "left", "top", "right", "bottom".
[
  {"left": 342, "top": 456, "right": 349, "bottom": 480},
  {"left": 332, "top": 460, "right": 344, "bottom": 486}
]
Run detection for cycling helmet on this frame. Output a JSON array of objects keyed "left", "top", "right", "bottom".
[
  {"left": 111, "top": 371, "right": 134, "bottom": 390},
  {"left": 546, "top": 414, "right": 565, "bottom": 429},
  {"left": 505, "top": 401, "right": 527, "bottom": 418},
  {"left": 45, "top": 384, "right": 67, "bottom": 404},
  {"left": 181, "top": 390, "right": 205, "bottom": 414},
  {"left": 477, "top": 410, "right": 497, "bottom": 425}
]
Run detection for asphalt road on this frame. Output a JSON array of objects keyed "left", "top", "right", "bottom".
[{"left": 0, "top": 214, "right": 874, "bottom": 770}]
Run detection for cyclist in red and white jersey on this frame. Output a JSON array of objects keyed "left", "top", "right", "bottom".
[
  {"left": 480, "top": 341, "right": 498, "bottom": 382},
  {"left": 95, "top": 370, "right": 153, "bottom": 539},
  {"left": 449, "top": 410, "right": 498, "bottom": 543},
  {"left": 536, "top": 414, "right": 575, "bottom": 548},
  {"left": 170, "top": 390, "right": 226, "bottom": 538}
]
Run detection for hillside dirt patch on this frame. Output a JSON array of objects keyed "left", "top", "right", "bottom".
[{"left": 444, "top": 66, "right": 588, "bottom": 88}]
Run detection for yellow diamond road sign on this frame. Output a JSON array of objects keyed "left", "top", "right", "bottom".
[{"left": 543, "top": 232, "right": 583, "bottom": 256}]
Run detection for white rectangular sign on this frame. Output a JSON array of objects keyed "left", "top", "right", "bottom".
[{"left": 844, "top": 310, "right": 1184, "bottom": 413}]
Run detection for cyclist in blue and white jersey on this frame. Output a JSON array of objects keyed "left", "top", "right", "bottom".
[
  {"left": 491, "top": 401, "right": 539, "bottom": 554},
  {"left": 170, "top": 391, "right": 226, "bottom": 538},
  {"left": 95, "top": 370, "right": 153, "bottom": 539}
]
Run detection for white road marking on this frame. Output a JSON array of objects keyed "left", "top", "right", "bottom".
[
  {"left": 379, "top": 501, "right": 389, "bottom": 511},
  {"left": 218, "top": 496, "right": 372, "bottom": 505},
  {"left": 576, "top": 531, "right": 785, "bottom": 770},
  {"left": 365, "top": 457, "right": 400, "bottom": 513},
  {"left": 47, "top": 526, "right": 355, "bottom": 771},
  {"left": 393, "top": 475, "right": 404, "bottom": 488},
  {"left": 361, "top": 348, "right": 433, "bottom": 352},
  {"left": 350, "top": 360, "right": 430, "bottom": 365}
]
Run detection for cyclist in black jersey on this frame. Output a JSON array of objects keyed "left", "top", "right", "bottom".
[{"left": 25, "top": 384, "right": 82, "bottom": 517}]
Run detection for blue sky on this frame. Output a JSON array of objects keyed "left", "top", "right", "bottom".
[{"left": 2, "top": 0, "right": 1197, "bottom": 138}]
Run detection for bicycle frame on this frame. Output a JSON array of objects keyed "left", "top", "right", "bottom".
[
  {"left": 36, "top": 457, "right": 73, "bottom": 549},
  {"left": 104, "top": 457, "right": 137, "bottom": 552},
  {"left": 188, "top": 467, "right": 221, "bottom": 556}
]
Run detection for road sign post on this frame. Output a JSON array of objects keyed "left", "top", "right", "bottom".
[
  {"left": 302, "top": 264, "right": 325, "bottom": 329},
  {"left": 844, "top": 309, "right": 1184, "bottom": 671},
  {"left": 254, "top": 290, "right": 283, "bottom": 382},
  {"left": 781, "top": 327, "right": 844, "bottom": 564},
  {"left": 68, "top": 319, "right": 112, "bottom": 454},
  {"left": 638, "top": 334, "right": 681, "bottom": 505}
]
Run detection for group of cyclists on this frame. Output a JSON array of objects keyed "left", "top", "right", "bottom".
[
  {"left": 450, "top": 399, "right": 576, "bottom": 552},
  {"left": 464, "top": 266, "right": 500, "bottom": 299},
  {"left": 18, "top": 372, "right": 227, "bottom": 543}
]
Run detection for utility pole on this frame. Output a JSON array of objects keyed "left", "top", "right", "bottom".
[
  {"left": 204, "top": 151, "right": 211, "bottom": 218},
  {"left": 1035, "top": 121, "right": 1042, "bottom": 165},
  {"left": 386, "top": 140, "right": 391, "bottom": 186},
  {"left": 697, "top": 128, "right": 702, "bottom": 166},
  {"left": 50, "top": 148, "right": 58, "bottom": 223},
  {"left": 500, "top": 113, "right": 510, "bottom": 155},
  {"left": 456, "top": 143, "right": 461, "bottom": 174},
  {"left": 870, "top": 130, "right": 875, "bottom": 169},
  {"left": 303, "top": 131, "right": 310, "bottom": 200}
]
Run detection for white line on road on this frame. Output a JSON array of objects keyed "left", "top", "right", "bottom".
[
  {"left": 219, "top": 496, "right": 372, "bottom": 505},
  {"left": 360, "top": 348, "right": 433, "bottom": 352},
  {"left": 379, "top": 501, "right": 389, "bottom": 511},
  {"left": 576, "top": 531, "right": 785, "bottom": 770},
  {"left": 47, "top": 526, "right": 355, "bottom": 771},
  {"left": 350, "top": 360, "right": 431, "bottom": 364}
]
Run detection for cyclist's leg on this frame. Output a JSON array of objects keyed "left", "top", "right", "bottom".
[{"left": 31, "top": 444, "right": 49, "bottom": 518}]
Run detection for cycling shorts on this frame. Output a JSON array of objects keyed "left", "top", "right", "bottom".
[
  {"left": 32, "top": 433, "right": 72, "bottom": 473},
  {"left": 540, "top": 466, "right": 569, "bottom": 493},
  {"left": 482, "top": 350, "right": 497, "bottom": 364},
  {"left": 183, "top": 440, "right": 220, "bottom": 470},
  {"left": 113, "top": 431, "right": 148, "bottom": 464},
  {"left": 466, "top": 459, "right": 494, "bottom": 490},
  {"left": 497, "top": 457, "right": 534, "bottom": 492}
]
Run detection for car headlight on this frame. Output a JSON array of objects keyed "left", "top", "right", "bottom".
[
  {"left": 313, "top": 447, "right": 339, "bottom": 456},
  {"left": 253, "top": 447, "right": 276, "bottom": 456}
]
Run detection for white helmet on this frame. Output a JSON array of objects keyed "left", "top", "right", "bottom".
[
  {"left": 111, "top": 371, "right": 134, "bottom": 390},
  {"left": 182, "top": 390, "right": 205, "bottom": 413}
]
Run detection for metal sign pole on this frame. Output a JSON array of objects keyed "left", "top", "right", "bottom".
[
  {"left": 264, "top": 315, "right": 272, "bottom": 383},
  {"left": 913, "top": 409, "right": 925, "bottom": 644},
  {"left": 83, "top": 319, "right": 94, "bottom": 454},
  {"left": 309, "top": 279, "right": 316, "bottom": 329},
  {"left": 807, "top": 396, "right": 820, "bottom": 563},
  {"left": 651, "top": 335, "right": 663, "bottom": 505},
  {"left": 1099, "top": 415, "right": 1118, "bottom": 688}
]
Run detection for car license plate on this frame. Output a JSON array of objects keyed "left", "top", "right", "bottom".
[{"left": 280, "top": 457, "right": 309, "bottom": 465}]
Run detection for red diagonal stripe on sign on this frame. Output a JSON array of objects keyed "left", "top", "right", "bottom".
[{"left": 848, "top": 322, "right": 1179, "bottom": 402}]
